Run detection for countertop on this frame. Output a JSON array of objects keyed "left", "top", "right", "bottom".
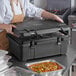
[{"left": 9, "top": 31, "right": 76, "bottom": 76}]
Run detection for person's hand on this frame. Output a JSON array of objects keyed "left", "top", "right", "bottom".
[
  {"left": 41, "top": 10, "right": 64, "bottom": 23},
  {"left": 3, "top": 24, "right": 16, "bottom": 35},
  {"left": 54, "top": 15, "right": 64, "bottom": 23}
]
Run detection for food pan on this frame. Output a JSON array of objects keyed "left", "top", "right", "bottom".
[{"left": 25, "top": 59, "right": 65, "bottom": 76}]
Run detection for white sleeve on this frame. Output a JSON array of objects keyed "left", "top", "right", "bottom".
[
  {"left": 0, "top": 16, "right": 3, "bottom": 24},
  {"left": 25, "top": 1, "right": 44, "bottom": 18},
  {"left": 0, "top": 0, "right": 6, "bottom": 24}
]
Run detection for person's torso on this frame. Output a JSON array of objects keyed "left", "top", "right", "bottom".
[{"left": 4, "top": 0, "right": 27, "bottom": 24}]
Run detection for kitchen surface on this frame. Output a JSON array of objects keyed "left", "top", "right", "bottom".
[{"left": 8, "top": 32, "right": 76, "bottom": 76}]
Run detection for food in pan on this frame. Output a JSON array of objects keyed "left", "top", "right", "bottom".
[{"left": 28, "top": 62, "right": 63, "bottom": 73}]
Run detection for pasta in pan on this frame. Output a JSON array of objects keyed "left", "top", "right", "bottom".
[{"left": 28, "top": 62, "right": 63, "bottom": 73}]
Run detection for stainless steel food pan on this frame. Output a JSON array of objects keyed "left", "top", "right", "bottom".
[{"left": 25, "top": 59, "right": 65, "bottom": 76}]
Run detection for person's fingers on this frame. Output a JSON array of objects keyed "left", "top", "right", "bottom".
[
  {"left": 57, "top": 17, "right": 64, "bottom": 23},
  {"left": 7, "top": 25, "right": 13, "bottom": 34},
  {"left": 10, "top": 32, "right": 14, "bottom": 35},
  {"left": 60, "top": 19, "right": 64, "bottom": 23},
  {"left": 11, "top": 25, "right": 16, "bottom": 28},
  {"left": 13, "top": 33, "right": 19, "bottom": 37}
]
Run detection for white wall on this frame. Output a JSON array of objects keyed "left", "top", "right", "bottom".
[
  {"left": 34, "top": 0, "right": 76, "bottom": 9},
  {"left": 34, "top": 0, "right": 47, "bottom": 9},
  {"left": 71, "top": 0, "right": 76, "bottom": 8}
]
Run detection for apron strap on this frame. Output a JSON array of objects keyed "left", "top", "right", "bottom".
[
  {"left": 18, "top": 0, "right": 24, "bottom": 15},
  {"left": 10, "top": 0, "right": 25, "bottom": 23}
]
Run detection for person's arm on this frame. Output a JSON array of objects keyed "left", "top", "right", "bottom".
[
  {"left": 0, "top": 0, "right": 16, "bottom": 34},
  {"left": 0, "top": 13, "right": 16, "bottom": 34},
  {"left": 25, "top": 2, "right": 43, "bottom": 18},
  {"left": 0, "top": 24, "right": 16, "bottom": 34},
  {"left": 41, "top": 10, "right": 64, "bottom": 23},
  {"left": 25, "top": 1, "right": 63, "bottom": 23}
]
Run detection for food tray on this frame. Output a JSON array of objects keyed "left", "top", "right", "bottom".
[{"left": 25, "top": 59, "right": 65, "bottom": 76}]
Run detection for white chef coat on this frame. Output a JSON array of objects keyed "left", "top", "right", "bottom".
[
  {"left": 0, "top": 0, "right": 43, "bottom": 24},
  {"left": 13, "top": 1, "right": 23, "bottom": 15}
]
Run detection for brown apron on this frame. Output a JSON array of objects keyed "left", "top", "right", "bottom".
[
  {"left": 10, "top": 0, "right": 25, "bottom": 23},
  {"left": 0, "top": 0, "right": 25, "bottom": 50},
  {"left": 0, "top": 30, "right": 9, "bottom": 50}
]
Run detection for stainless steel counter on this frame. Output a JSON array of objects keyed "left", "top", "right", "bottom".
[{"left": 9, "top": 31, "right": 76, "bottom": 76}]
